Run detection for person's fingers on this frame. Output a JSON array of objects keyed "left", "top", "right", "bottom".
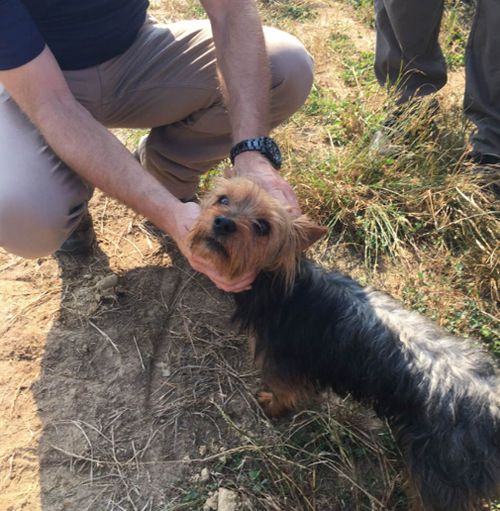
[
  {"left": 238, "top": 167, "right": 301, "bottom": 215},
  {"left": 282, "top": 192, "right": 300, "bottom": 216},
  {"left": 268, "top": 186, "right": 300, "bottom": 216},
  {"left": 229, "top": 273, "right": 256, "bottom": 289},
  {"left": 287, "top": 203, "right": 301, "bottom": 217},
  {"left": 211, "top": 273, "right": 255, "bottom": 292},
  {"left": 269, "top": 188, "right": 287, "bottom": 203},
  {"left": 211, "top": 271, "right": 256, "bottom": 290},
  {"left": 189, "top": 256, "right": 209, "bottom": 273},
  {"left": 188, "top": 255, "right": 256, "bottom": 291},
  {"left": 217, "top": 278, "right": 254, "bottom": 293}
]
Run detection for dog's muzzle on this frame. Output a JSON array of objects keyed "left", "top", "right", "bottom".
[{"left": 212, "top": 216, "right": 237, "bottom": 236}]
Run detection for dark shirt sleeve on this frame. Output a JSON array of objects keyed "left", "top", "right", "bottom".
[{"left": 0, "top": 0, "right": 45, "bottom": 70}]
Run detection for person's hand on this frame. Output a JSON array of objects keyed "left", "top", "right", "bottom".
[
  {"left": 232, "top": 152, "right": 300, "bottom": 216},
  {"left": 171, "top": 201, "right": 257, "bottom": 292}
]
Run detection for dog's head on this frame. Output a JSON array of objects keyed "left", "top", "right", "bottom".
[{"left": 188, "top": 178, "right": 326, "bottom": 287}]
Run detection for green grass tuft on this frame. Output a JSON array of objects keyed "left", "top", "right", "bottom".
[{"left": 260, "top": 0, "right": 317, "bottom": 21}]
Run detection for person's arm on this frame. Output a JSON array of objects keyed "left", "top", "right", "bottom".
[
  {"left": 0, "top": 47, "right": 253, "bottom": 291},
  {"left": 1, "top": 48, "right": 188, "bottom": 243},
  {"left": 201, "top": 0, "right": 300, "bottom": 214}
]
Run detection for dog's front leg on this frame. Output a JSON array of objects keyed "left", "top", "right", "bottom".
[{"left": 257, "top": 379, "right": 304, "bottom": 418}]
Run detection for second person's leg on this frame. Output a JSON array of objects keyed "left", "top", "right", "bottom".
[
  {"left": 374, "top": 0, "right": 447, "bottom": 103},
  {"left": 464, "top": 0, "right": 500, "bottom": 161}
]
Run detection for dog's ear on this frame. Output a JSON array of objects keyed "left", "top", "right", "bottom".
[{"left": 292, "top": 215, "right": 327, "bottom": 251}]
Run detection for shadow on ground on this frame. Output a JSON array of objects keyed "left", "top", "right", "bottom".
[{"left": 33, "top": 241, "right": 256, "bottom": 510}]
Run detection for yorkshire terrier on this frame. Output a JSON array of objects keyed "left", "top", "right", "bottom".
[{"left": 188, "top": 177, "right": 500, "bottom": 511}]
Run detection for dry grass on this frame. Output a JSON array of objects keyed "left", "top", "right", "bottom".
[{"left": 268, "top": 0, "right": 499, "bottom": 356}]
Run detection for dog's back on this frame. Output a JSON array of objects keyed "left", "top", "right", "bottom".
[
  {"left": 235, "top": 258, "right": 500, "bottom": 510},
  {"left": 365, "top": 286, "right": 500, "bottom": 510}
]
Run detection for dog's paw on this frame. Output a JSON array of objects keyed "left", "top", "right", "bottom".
[
  {"left": 257, "top": 391, "right": 290, "bottom": 418},
  {"left": 257, "top": 391, "right": 273, "bottom": 407}
]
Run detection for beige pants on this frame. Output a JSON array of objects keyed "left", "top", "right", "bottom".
[{"left": 0, "top": 19, "right": 314, "bottom": 258}]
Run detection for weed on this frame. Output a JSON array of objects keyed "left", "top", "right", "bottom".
[
  {"left": 441, "top": 0, "right": 473, "bottom": 70},
  {"left": 260, "top": 0, "right": 317, "bottom": 21},
  {"left": 345, "top": 0, "right": 375, "bottom": 27},
  {"left": 342, "top": 51, "right": 378, "bottom": 89}
]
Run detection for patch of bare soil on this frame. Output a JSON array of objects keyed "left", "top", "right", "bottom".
[
  {"left": 33, "top": 241, "right": 243, "bottom": 510},
  {"left": 1, "top": 206, "right": 249, "bottom": 510}
]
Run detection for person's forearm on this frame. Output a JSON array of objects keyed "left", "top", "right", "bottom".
[
  {"left": 201, "top": 0, "right": 299, "bottom": 212},
  {"left": 203, "top": 0, "right": 271, "bottom": 142},
  {"left": 32, "top": 94, "right": 185, "bottom": 238}
]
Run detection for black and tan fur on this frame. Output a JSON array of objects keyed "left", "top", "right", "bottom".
[{"left": 188, "top": 177, "right": 500, "bottom": 511}]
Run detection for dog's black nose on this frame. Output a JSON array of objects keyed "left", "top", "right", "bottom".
[{"left": 213, "top": 215, "right": 236, "bottom": 236}]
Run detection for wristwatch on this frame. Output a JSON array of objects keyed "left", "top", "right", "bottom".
[{"left": 229, "top": 136, "right": 282, "bottom": 170}]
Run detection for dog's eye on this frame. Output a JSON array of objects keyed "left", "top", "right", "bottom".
[
  {"left": 253, "top": 219, "right": 271, "bottom": 236},
  {"left": 217, "top": 195, "right": 230, "bottom": 206}
]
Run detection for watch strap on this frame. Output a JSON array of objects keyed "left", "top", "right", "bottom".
[{"left": 229, "top": 136, "right": 282, "bottom": 170}]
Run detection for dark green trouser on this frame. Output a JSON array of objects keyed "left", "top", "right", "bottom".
[{"left": 374, "top": 0, "right": 500, "bottom": 158}]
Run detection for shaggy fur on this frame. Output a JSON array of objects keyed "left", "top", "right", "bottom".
[{"left": 189, "top": 177, "right": 500, "bottom": 511}]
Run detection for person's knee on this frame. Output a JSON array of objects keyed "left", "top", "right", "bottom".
[
  {"left": 0, "top": 192, "right": 74, "bottom": 259},
  {"left": 267, "top": 28, "right": 315, "bottom": 118}
]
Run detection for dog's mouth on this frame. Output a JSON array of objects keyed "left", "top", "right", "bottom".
[{"left": 204, "top": 236, "right": 229, "bottom": 259}]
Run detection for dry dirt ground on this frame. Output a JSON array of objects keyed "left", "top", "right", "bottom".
[{"left": 0, "top": 2, "right": 490, "bottom": 511}]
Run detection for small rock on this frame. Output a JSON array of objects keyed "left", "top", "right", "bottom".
[
  {"left": 96, "top": 274, "right": 119, "bottom": 292},
  {"left": 156, "top": 362, "right": 171, "bottom": 378},
  {"left": 203, "top": 491, "right": 218, "bottom": 511},
  {"left": 199, "top": 445, "right": 208, "bottom": 457},
  {"left": 218, "top": 488, "right": 238, "bottom": 511},
  {"left": 200, "top": 467, "right": 210, "bottom": 482}
]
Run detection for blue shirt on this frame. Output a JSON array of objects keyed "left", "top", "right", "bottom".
[{"left": 0, "top": 0, "right": 149, "bottom": 71}]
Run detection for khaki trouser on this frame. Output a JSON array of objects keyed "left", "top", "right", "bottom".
[
  {"left": 0, "top": 19, "right": 314, "bottom": 258},
  {"left": 374, "top": 0, "right": 500, "bottom": 158}
]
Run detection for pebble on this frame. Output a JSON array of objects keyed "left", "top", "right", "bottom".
[
  {"left": 96, "top": 274, "right": 118, "bottom": 291},
  {"left": 218, "top": 488, "right": 238, "bottom": 511},
  {"left": 200, "top": 467, "right": 210, "bottom": 482},
  {"left": 203, "top": 491, "right": 218, "bottom": 511}
]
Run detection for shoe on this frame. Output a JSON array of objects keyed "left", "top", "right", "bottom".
[
  {"left": 133, "top": 135, "right": 148, "bottom": 165},
  {"left": 466, "top": 151, "right": 500, "bottom": 166},
  {"left": 56, "top": 211, "right": 96, "bottom": 255},
  {"left": 465, "top": 152, "right": 500, "bottom": 199}
]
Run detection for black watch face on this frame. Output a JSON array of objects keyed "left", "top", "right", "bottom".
[{"left": 230, "top": 137, "right": 282, "bottom": 169}]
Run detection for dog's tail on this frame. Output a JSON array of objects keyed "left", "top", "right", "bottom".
[{"left": 368, "top": 290, "right": 500, "bottom": 510}]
